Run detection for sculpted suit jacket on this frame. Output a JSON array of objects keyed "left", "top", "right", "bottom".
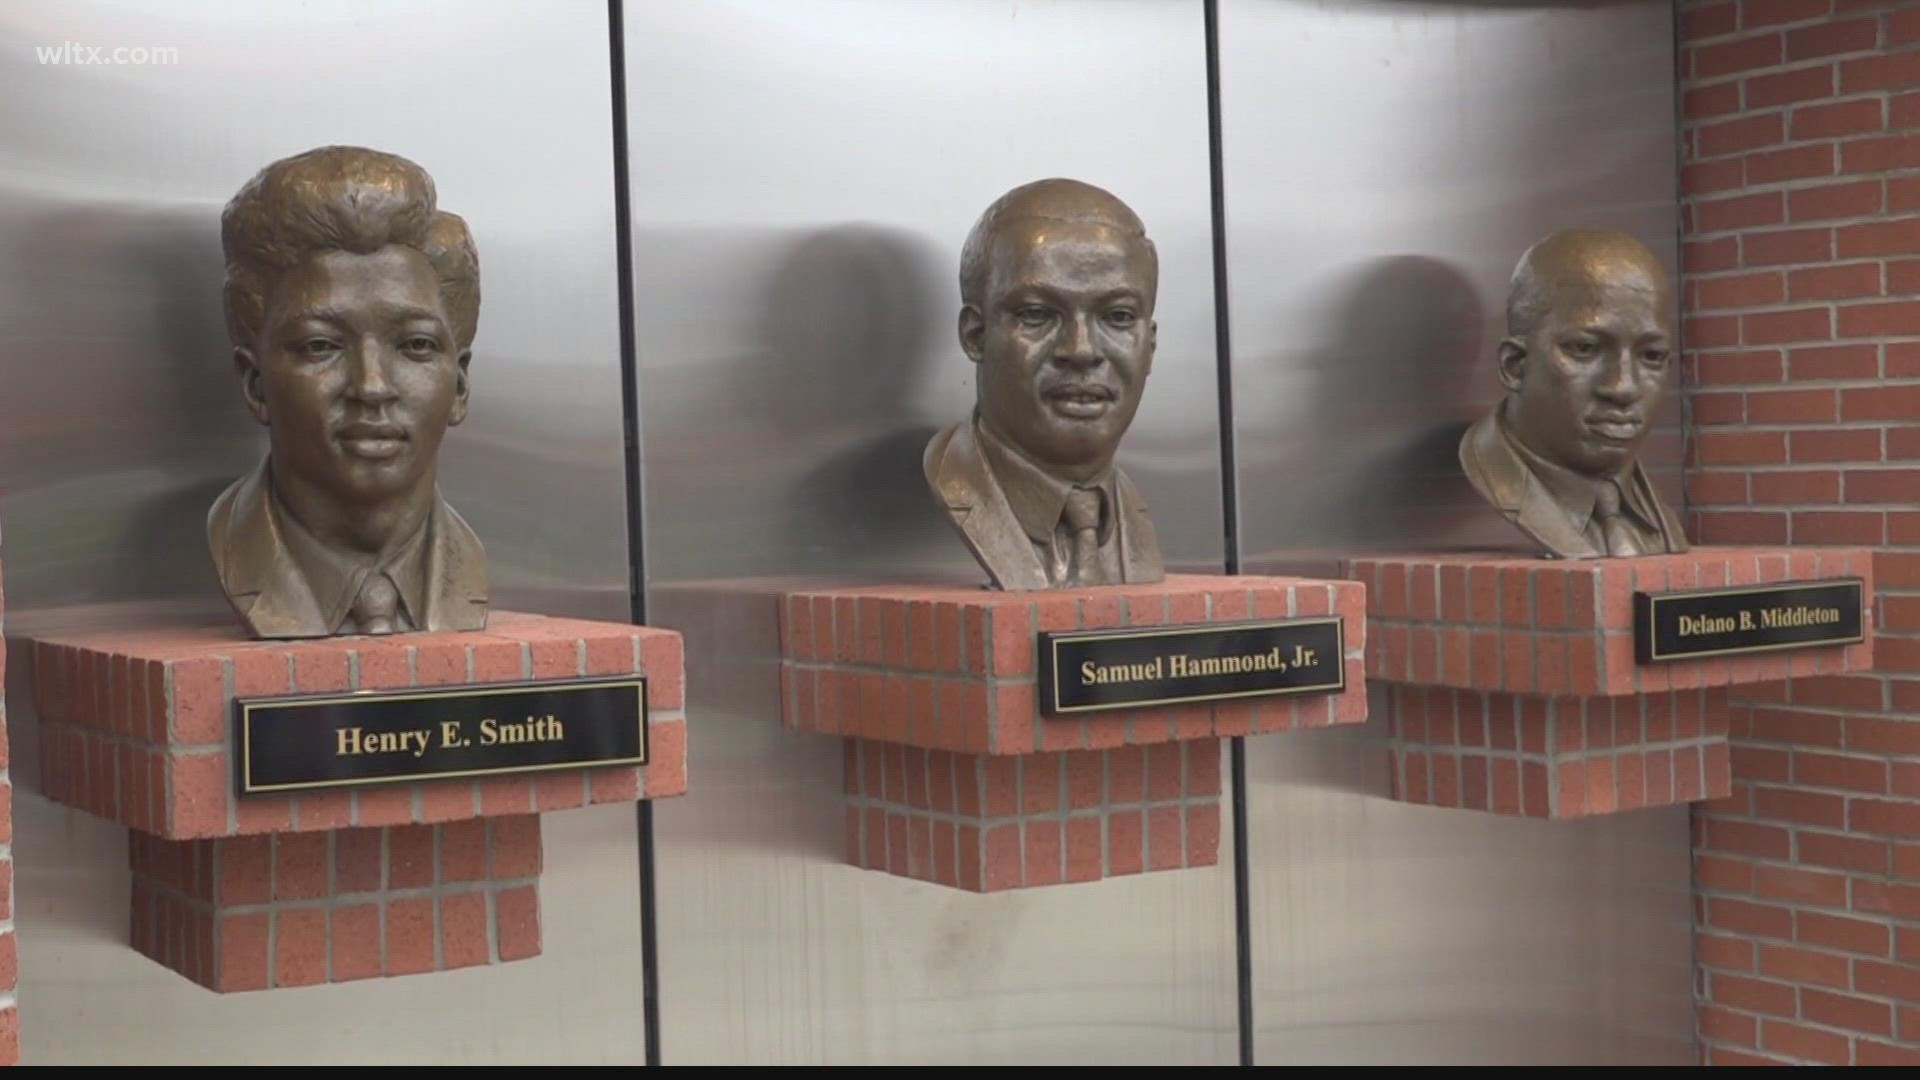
[
  {"left": 1459, "top": 408, "right": 1688, "bottom": 560},
  {"left": 924, "top": 417, "right": 1163, "bottom": 591},
  {"left": 208, "top": 458, "right": 489, "bottom": 639}
]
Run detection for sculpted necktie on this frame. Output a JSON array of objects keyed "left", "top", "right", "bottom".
[
  {"left": 351, "top": 573, "right": 401, "bottom": 635},
  {"left": 1593, "top": 479, "right": 1639, "bottom": 558},
  {"left": 1064, "top": 487, "right": 1104, "bottom": 585}
]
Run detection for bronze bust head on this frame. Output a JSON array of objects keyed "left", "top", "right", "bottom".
[
  {"left": 209, "top": 146, "right": 488, "bottom": 639},
  {"left": 1460, "top": 227, "right": 1688, "bottom": 559},
  {"left": 925, "top": 178, "right": 1166, "bottom": 591}
]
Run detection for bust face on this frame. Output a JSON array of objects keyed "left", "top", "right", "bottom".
[
  {"left": 1501, "top": 264, "right": 1674, "bottom": 478},
  {"left": 965, "top": 217, "right": 1156, "bottom": 478},
  {"left": 239, "top": 244, "right": 471, "bottom": 510}
]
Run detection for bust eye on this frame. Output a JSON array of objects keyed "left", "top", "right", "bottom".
[
  {"left": 1641, "top": 348, "right": 1670, "bottom": 367},
  {"left": 298, "top": 337, "right": 340, "bottom": 359},
  {"left": 1105, "top": 308, "right": 1138, "bottom": 329},
  {"left": 1563, "top": 339, "right": 1600, "bottom": 360},
  {"left": 400, "top": 335, "right": 440, "bottom": 358},
  {"left": 1015, "top": 305, "right": 1054, "bottom": 329}
]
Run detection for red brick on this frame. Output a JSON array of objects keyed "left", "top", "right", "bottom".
[
  {"left": 384, "top": 896, "right": 435, "bottom": 976},
  {"left": 1699, "top": 431, "right": 1788, "bottom": 465},
  {"left": 1894, "top": 260, "right": 1920, "bottom": 294},
  {"left": 1687, "top": 313, "right": 1742, "bottom": 349},
  {"left": 1695, "top": 34, "right": 1786, "bottom": 80},
  {"left": 1859, "top": 1040, "right": 1920, "bottom": 1066},
  {"left": 1759, "top": 1018, "right": 1849, "bottom": 1064},
  {"left": 1898, "top": 90, "right": 1920, "bottom": 128},
  {"left": 1851, "top": 798, "right": 1920, "bottom": 836},
  {"left": 273, "top": 908, "right": 327, "bottom": 988},
  {"left": 1855, "top": 958, "right": 1920, "bottom": 1002},
  {"left": 496, "top": 884, "right": 540, "bottom": 961},
  {"left": 1683, "top": 1, "right": 1737, "bottom": 39},
  {"left": 1787, "top": 16, "right": 1879, "bottom": 60},
  {"left": 1838, "top": 215, "right": 1920, "bottom": 256},
  {"left": 217, "top": 912, "right": 269, "bottom": 992},
  {"left": 1803, "top": 987, "right": 1895, "bottom": 1035},
  {"left": 1760, "top": 941, "right": 1852, "bottom": 989},
  {"left": 1687, "top": 235, "right": 1744, "bottom": 274},
  {"left": 1754, "top": 469, "right": 1838, "bottom": 503},
  {"left": 1794, "top": 510, "right": 1886, "bottom": 543},
  {"left": 1698, "top": 193, "right": 1786, "bottom": 235},
  {"left": 1746, "top": 306, "right": 1832, "bottom": 344},
  {"left": 1839, "top": 300, "right": 1920, "bottom": 337},
  {"left": 1686, "top": 81, "right": 1743, "bottom": 119},
  {"left": 273, "top": 832, "right": 328, "bottom": 901},
  {"left": 1748, "top": 143, "right": 1838, "bottom": 185},
  {"left": 1848, "top": 383, "right": 1920, "bottom": 422},
  {"left": 1848, "top": 467, "right": 1920, "bottom": 501},
  {"left": 1789, "top": 263, "right": 1881, "bottom": 302},
  {"left": 1798, "top": 910, "right": 1891, "bottom": 955},
  {"left": 1799, "top": 829, "right": 1890, "bottom": 873},
  {"left": 1792, "top": 427, "right": 1881, "bottom": 461},
  {"left": 330, "top": 903, "right": 381, "bottom": 982},
  {"left": 1712, "top": 972, "right": 1797, "bottom": 1016},
  {"left": 1792, "top": 98, "right": 1886, "bottom": 141},
  {"left": 1796, "top": 750, "right": 1888, "bottom": 792},
  {"left": 1744, "top": 0, "right": 1830, "bottom": 29},
  {"left": 1897, "top": 7, "right": 1920, "bottom": 45},
  {"left": 1699, "top": 1002, "right": 1758, "bottom": 1047},
  {"left": 441, "top": 891, "right": 489, "bottom": 970},
  {"left": 1703, "top": 112, "right": 1786, "bottom": 157},
  {"left": 1841, "top": 53, "right": 1920, "bottom": 94},
  {"left": 1699, "top": 930, "right": 1757, "bottom": 971},
  {"left": 1751, "top": 63, "right": 1837, "bottom": 109},
  {"left": 1849, "top": 715, "right": 1920, "bottom": 754},
  {"left": 1711, "top": 896, "right": 1795, "bottom": 939}
]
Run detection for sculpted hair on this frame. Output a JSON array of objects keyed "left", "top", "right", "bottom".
[
  {"left": 221, "top": 145, "right": 480, "bottom": 351},
  {"left": 958, "top": 177, "right": 1158, "bottom": 309}
]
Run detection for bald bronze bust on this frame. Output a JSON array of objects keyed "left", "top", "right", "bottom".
[
  {"left": 925, "top": 178, "right": 1165, "bottom": 591},
  {"left": 210, "top": 146, "right": 488, "bottom": 639},
  {"left": 1461, "top": 227, "right": 1688, "bottom": 559}
]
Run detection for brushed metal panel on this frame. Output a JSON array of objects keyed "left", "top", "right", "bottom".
[
  {"left": 624, "top": 0, "right": 1234, "bottom": 1064},
  {"left": 0, "top": 1, "right": 641, "bottom": 1063},
  {"left": 1218, "top": 1, "right": 1695, "bottom": 1064}
]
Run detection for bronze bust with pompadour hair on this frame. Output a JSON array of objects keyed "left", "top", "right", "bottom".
[{"left": 209, "top": 145, "right": 488, "bottom": 638}]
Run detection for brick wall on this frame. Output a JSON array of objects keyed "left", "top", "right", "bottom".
[{"left": 1680, "top": 0, "right": 1920, "bottom": 1065}]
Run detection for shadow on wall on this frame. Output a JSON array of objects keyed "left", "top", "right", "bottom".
[
  {"left": 637, "top": 222, "right": 971, "bottom": 585},
  {"left": 1243, "top": 253, "right": 1509, "bottom": 570},
  {"left": 0, "top": 197, "right": 258, "bottom": 615}
]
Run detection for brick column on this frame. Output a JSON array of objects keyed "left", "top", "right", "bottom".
[{"left": 1680, "top": 0, "right": 1920, "bottom": 1065}]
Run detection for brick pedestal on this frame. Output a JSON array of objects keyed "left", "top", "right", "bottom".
[
  {"left": 1350, "top": 547, "right": 1873, "bottom": 820},
  {"left": 29, "top": 611, "right": 687, "bottom": 991},
  {"left": 129, "top": 817, "right": 541, "bottom": 992},
  {"left": 842, "top": 738, "right": 1222, "bottom": 890},
  {"left": 779, "top": 573, "right": 1366, "bottom": 890}
]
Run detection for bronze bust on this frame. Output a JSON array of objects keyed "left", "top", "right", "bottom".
[
  {"left": 925, "top": 178, "right": 1165, "bottom": 590},
  {"left": 209, "top": 146, "right": 488, "bottom": 639},
  {"left": 1460, "top": 227, "right": 1688, "bottom": 559}
]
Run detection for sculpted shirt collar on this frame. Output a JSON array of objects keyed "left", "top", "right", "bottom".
[
  {"left": 973, "top": 415, "right": 1118, "bottom": 545},
  {"left": 267, "top": 483, "right": 433, "bottom": 635},
  {"left": 1496, "top": 403, "right": 1659, "bottom": 534}
]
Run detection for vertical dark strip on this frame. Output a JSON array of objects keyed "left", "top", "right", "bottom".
[
  {"left": 605, "top": 0, "right": 661, "bottom": 1066},
  {"left": 1203, "top": 0, "right": 1254, "bottom": 1067}
]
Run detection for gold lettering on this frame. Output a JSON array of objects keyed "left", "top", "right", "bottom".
[
  {"left": 336, "top": 727, "right": 362, "bottom": 756},
  {"left": 441, "top": 720, "right": 467, "bottom": 749},
  {"left": 480, "top": 718, "right": 499, "bottom": 745},
  {"left": 1080, "top": 660, "right": 1098, "bottom": 686},
  {"left": 1740, "top": 610, "right": 1755, "bottom": 630}
]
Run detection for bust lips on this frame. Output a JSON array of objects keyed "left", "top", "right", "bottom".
[
  {"left": 335, "top": 420, "right": 410, "bottom": 460},
  {"left": 1042, "top": 380, "right": 1117, "bottom": 420}
]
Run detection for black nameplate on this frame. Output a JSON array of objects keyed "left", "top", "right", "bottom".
[
  {"left": 236, "top": 676, "right": 648, "bottom": 796},
  {"left": 1634, "top": 578, "right": 1865, "bottom": 664},
  {"left": 1038, "top": 617, "right": 1345, "bottom": 716}
]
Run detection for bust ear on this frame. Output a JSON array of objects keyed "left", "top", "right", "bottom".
[
  {"left": 235, "top": 347, "right": 270, "bottom": 425},
  {"left": 449, "top": 349, "right": 472, "bottom": 426},
  {"left": 1496, "top": 337, "right": 1528, "bottom": 393},
  {"left": 958, "top": 304, "right": 985, "bottom": 364}
]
